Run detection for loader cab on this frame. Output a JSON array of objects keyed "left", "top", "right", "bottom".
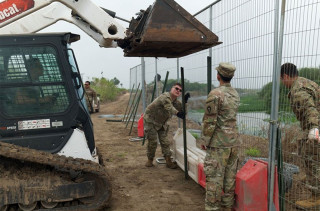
[
  {"left": 0, "top": 33, "right": 95, "bottom": 154},
  {"left": 0, "top": 49, "right": 70, "bottom": 116}
]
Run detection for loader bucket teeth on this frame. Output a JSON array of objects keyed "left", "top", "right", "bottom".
[{"left": 118, "top": 0, "right": 222, "bottom": 58}]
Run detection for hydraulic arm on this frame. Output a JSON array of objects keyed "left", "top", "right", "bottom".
[{"left": 0, "top": 0, "right": 221, "bottom": 58}]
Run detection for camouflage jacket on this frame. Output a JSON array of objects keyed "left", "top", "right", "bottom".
[
  {"left": 202, "top": 84, "right": 240, "bottom": 147},
  {"left": 85, "top": 87, "right": 98, "bottom": 103},
  {"left": 288, "top": 77, "right": 320, "bottom": 131},
  {"left": 144, "top": 92, "right": 182, "bottom": 130}
]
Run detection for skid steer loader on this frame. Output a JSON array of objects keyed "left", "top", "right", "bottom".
[{"left": 0, "top": 0, "right": 221, "bottom": 210}]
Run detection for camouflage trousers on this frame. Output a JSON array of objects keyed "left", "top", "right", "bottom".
[
  {"left": 144, "top": 122, "right": 171, "bottom": 160},
  {"left": 204, "top": 147, "right": 239, "bottom": 211},
  {"left": 299, "top": 139, "right": 320, "bottom": 195}
]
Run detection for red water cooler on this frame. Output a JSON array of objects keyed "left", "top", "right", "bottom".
[
  {"left": 234, "top": 159, "right": 279, "bottom": 211},
  {"left": 198, "top": 163, "right": 206, "bottom": 188},
  {"left": 137, "top": 114, "right": 144, "bottom": 137}
]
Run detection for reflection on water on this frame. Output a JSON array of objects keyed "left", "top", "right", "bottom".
[{"left": 187, "top": 111, "right": 270, "bottom": 138}]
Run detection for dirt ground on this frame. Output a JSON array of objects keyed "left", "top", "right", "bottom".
[{"left": 91, "top": 92, "right": 205, "bottom": 211}]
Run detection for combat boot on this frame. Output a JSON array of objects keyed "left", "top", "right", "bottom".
[
  {"left": 145, "top": 158, "right": 154, "bottom": 167},
  {"left": 165, "top": 156, "right": 177, "bottom": 169},
  {"left": 295, "top": 195, "right": 320, "bottom": 210}
]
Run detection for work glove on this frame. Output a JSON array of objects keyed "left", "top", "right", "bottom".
[
  {"left": 176, "top": 111, "right": 185, "bottom": 119},
  {"left": 308, "top": 128, "right": 320, "bottom": 143},
  {"left": 184, "top": 92, "right": 191, "bottom": 103}
]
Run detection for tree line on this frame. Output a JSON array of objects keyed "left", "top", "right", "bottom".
[
  {"left": 161, "top": 79, "right": 212, "bottom": 95},
  {"left": 90, "top": 77, "right": 125, "bottom": 102}
]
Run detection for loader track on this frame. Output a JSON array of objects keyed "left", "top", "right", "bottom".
[{"left": 0, "top": 141, "right": 111, "bottom": 211}]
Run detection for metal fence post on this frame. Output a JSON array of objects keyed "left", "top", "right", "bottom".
[
  {"left": 155, "top": 58, "right": 158, "bottom": 98},
  {"left": 181, "top": 67, "right": 188, "bottom": 180},
  {"left": 135, "top": 68, "right": 138, "bottom": 92},
  {"left": 141, "top": 57, "right": 146, "bottom": 112},
  {"left": 177, "top": 58, "right": 181, "bottom": 128},
  {"left": 125, "top": 83, "right": 140, "bottom": 124},
  {"left": 209, "top": 5, "right": 213, "bottom": 59},
  {"left": 123, "top": 84, "right": 135, "bottom": 121},
  {"left": 207, "top": 56, "right": 212, "bottom": 95},
  {"left": 162, "top": 71, "right": 169, "bottom": 93},
  {"left": 129, "top": 68, "right": 132, "bottom": 90},
  {"left": 268, "top": 0, "right": 282, "bottom": 210},
  {"left": 129, "top": 90, "right": 142, "bottom": 135},
  {"left": 177, "top": 58, "right": 180, "bottom": 83}
]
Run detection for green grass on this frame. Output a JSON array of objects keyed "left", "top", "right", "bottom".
[
  {"left": 264, "top": 113, "right": 298, "bottom": 124},
  {"left": 278, "top": 112, "right": 298, "bottom": 123},
  {"left": 238, "top": 94, "right": 266, "bottom": 113},
  {"left": 191, "top": 133, "right": 199, "bottom": 139},
  {"left": 245, "top": 147, "right": 261, "bottom": 157}
]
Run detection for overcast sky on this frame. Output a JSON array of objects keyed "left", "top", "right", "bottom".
[{"left": 40, "top": 0, "right": 215, "bottom": 88}]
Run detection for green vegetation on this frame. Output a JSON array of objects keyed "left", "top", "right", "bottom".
[
  {"left": 238, "top": 93, "right": 266, "bottom": 113},
  {"left": 299, "top": 67, "right": 320, "bottom": 84},
  {"left": 191, "top": 133, "right": 199, "bottom": 139},
  {"left": 192, "top": 93, "right": 266, "bottom": 113},
  {"left": 162, "top": 79, "right": 211, "bottom": 95},
  {"left": 278, "top": 112, "right": 297, "bottom": 123},
  {"left": 258, "top": 82, "right": 291, "bottom": 114},
  {"left": 91, "top": 77, "right": 125, "bottom": 102},
  {"left": 245, "top": 147, "right": 261, "bottom": 157},
  {"left": 258, "top": 66, "right": 320, "bottom": 115},
  {"left": 110, "top": 77, "right": 120, "bottom": 86}
]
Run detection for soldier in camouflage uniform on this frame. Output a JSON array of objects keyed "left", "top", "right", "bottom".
[
  {"left": 84, "top": 81, "right": 98, "bottom": 113},
  {"left": 280, "top": 63, "right": 320, "bottom": 210},
  {"left": 144, "top": 82, "right": 189, "bottom": 169},
  {"left": 201, "top": 63, "right": 240, "bottom": 211},
  {"left": 155, "top": 74, "right": 164, "bottom": 98}
]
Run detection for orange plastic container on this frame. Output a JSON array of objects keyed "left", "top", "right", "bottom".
[
  {"left": 198, "top": 163, "right": 206, "bottom": 188},
  {"left": 234, "top": 159, "right": 279, "bottom": 211},
  {"left": 137, "top": 114, "right": 144, "bottom": 137}
]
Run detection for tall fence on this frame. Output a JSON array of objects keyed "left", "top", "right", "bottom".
[{"left": 129, "top": 0, "right": 320, "bottom": 210}]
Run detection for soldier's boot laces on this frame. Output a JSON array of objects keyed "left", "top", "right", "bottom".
[
  {"left": 295, "top": 195, "right": 320, "bottom": 210},
  {"left": 145, "top": 158, "right": 154, "bottom": 167},
  {"left": 165, "top": 156, "right": 177, "bottom": 169}
]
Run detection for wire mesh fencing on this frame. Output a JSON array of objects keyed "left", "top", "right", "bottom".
[
  {"left": 129, "top": 0, "right": 320, "bottom": 209},
  {"left": 278, "top": 1, "right": 320, "bottom": 210},
  {"left": 130, "top": 0, "right": 276, "bottom": 163}
]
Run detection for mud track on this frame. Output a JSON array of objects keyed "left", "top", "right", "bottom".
[{"left": 0, "top": 141, "right": 111, "bottom": 210}]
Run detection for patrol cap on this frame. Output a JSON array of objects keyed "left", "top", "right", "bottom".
[{"left": 215, "top": 62, "right": 236, "bottom": 78}]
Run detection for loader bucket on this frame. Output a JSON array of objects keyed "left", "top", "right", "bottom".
[{"left": 117, "top": 0, "right": 222, "bottom": 58}]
